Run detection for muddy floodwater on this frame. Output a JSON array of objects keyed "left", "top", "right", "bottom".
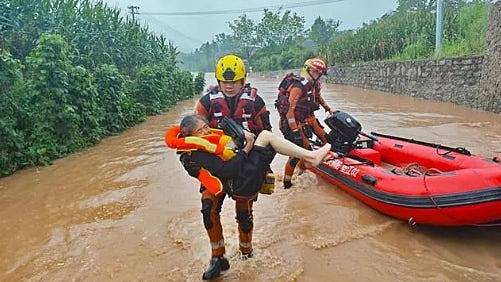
[{"left": 1, "top": 74, "right": 500, "bottom": 281}]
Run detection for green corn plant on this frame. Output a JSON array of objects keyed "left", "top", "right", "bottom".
[{"left": 0, "top": 0, "right": 201, "bottom": 176}]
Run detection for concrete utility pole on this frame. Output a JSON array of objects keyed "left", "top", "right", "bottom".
[
  {"left": 435, "top": 0, "right": 444, "bottom": 56},
  {"left": 127, "top": 5, "right": 140, "bottom": 22}
]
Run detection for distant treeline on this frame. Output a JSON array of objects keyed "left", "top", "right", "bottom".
[
  {"left": 179, "top": 0, "right": 491, "bottom": 72},
  {"left": 0, "top": 0, "right": 205, "bottom": 176}
]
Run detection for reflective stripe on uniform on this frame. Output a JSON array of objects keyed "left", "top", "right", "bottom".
[
  {"left": 239, "top": 241, "right": 252, "bottom": 249},
  {"left": 242, "top": 121, "right": 249, "bottom": 130},
  {"left": 209, "top": 92, "right": 225, "bottom": 100},
  {"left": 211, "top": 239, "right": 225, "bottom": 250},
  {"left": 240, "top": 92, "right": 255, "bottom": 101}
]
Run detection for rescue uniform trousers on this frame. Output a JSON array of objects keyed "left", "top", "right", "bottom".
[
  {"left": 201, "top": 190, "right": 255, "bottom": 257},
  {"left": 283, "top": 114, "right": 328, "bottom": 180}
]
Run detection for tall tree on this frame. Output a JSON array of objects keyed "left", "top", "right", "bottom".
[
  {"left": 256, "top": 9, "right": 305, "bottom": 53},
  {"left": 309, "top": 17, "right": 341, "bottom": 47},
  {"left": 229, "top": 15, "right": 258, "bottom": 59}
]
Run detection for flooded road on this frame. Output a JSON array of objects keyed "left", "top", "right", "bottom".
[{"left": 1, "top": 74, "right": 500, "bottom": 281}]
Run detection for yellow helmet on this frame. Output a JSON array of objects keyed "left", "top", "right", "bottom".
[{"left": 215, "top": 54, "right": 246, "bottom": 82}]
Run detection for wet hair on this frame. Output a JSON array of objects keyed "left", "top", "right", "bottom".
[{"left": 179, "top": 114, "right": 208, "bottom": 137}]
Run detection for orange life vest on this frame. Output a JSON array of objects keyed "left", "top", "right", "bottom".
[
  {"left": 165, "top": 125, "right": 237, "bottom": 195},
  {"left": 275, "top": 74, "right": 320, "bottom": 122}
]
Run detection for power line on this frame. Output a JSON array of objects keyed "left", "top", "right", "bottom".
[
  {"left": 140, "top": 14, "right": 204, "bottom": 45},
  {"left": 140, "top": 0, "right": 347, "bottom": 16}
]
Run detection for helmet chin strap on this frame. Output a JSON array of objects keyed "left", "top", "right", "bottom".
[{"left": 307, "top": 68, "right": 321, "bottom": 86}]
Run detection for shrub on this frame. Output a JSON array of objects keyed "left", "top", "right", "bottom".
[{"left": 193, "top": 72, "right": 206, "bottom": 94}]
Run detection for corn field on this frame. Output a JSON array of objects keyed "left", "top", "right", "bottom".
[
  {"left": 0, "top": 0, "right": 205, "bottom": 176},
  {"left": 322, "top": 0, "right": 490, "bottom": 64}
]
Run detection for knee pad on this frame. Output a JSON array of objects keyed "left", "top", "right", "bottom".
[
  {"left": 216, "top": 196, "right": 225, "bottom": 214},
  {"left": 236, "top": 211, "right": 253, "bottom": 234},
  {"left": 201, "top": 199, "right": 213, "bottom": 229}
]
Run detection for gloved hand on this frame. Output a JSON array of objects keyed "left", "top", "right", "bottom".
[
  {"left": 328, "top": 110, "right": 340, "bottom": 118},
  {"left": 242, "top": 130, "right": 255, "bottom": 154},
  {"left": 325, "top": 106, "right": 335, "bottom": 115},
  {"left": 290, "top": 130, "right": 304, "bottom": 147}
]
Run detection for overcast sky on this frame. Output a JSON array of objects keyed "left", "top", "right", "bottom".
[{"left": 102, "top": 0, "right": 398, "bottom": 52}]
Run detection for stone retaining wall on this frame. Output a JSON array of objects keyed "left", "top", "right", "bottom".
[
  {"left": 325, "top": 1, "right": 500, "bottom": 113},
  {"left": 478, "top": 1, "right": 501, "bottom": 112},
  {"left": 327, "top": 56, "right": 485, "bottom": 108},
  {"left": 254, "top": 2, "right": 500, "bottom": 113}
]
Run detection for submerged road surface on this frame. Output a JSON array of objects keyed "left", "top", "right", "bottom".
[{"left": 1, "top": 74, "right": 500, "bottom": 281}]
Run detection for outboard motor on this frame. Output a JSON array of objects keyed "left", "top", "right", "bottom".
[{"left": 324, "top": 111, "right": 362, "bottom": 154}]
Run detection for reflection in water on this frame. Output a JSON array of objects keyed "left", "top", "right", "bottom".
[{"left": 0, "top": 75, "right": 500, "bottom": 281}]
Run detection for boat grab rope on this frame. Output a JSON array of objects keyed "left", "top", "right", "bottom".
[
  {"left": 371, "top": 132, "right": 472, "bottom": 156},
  {"left": 435, "top": 144, "right": 471, "bottom": 156},
  {"left": 392, "top": 163, "right": 442, "bottom": 177},
  {"left": 422, "top": 171, "right": 501, "bottom": 227},
  {"left": 471, "top": 222, "right": 501, "bottom": 227},
  {"left": 422, "top": 170, "right": 462, "bottom": 225},
  {"left": 323, "top": 154, "right": 501, "bottom": 227}
]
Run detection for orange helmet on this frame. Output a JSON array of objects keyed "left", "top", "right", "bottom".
[{"left": 303, "top": 58, "right": 328, "bottom": 75}]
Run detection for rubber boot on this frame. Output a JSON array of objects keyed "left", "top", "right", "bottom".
[{"left": 202, "top": 256, "right": 230, "bottom": 280}]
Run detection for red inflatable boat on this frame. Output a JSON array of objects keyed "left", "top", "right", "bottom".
[{"left": 310, "top": 113, "right": 501, "bottom": 226}]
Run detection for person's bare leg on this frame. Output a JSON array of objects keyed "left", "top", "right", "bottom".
[{"left": 254, "top": 130, "right": 331, "bottom": 166}]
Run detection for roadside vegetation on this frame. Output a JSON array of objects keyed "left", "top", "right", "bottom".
[
  {"left": 179, "top": 0, "right": 491, "bottom": 71},
  {"left": 0, "top": 0, "right": 205, "bottom": 176}
]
